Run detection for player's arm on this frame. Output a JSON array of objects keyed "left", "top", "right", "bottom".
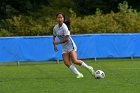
[
  {"left": 53, "top": 35, "right": 58, "bottom": 51},
  {"left": 53, "top": 35, "right": 69, "bottom": 45}
]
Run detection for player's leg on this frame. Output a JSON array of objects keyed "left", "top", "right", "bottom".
[
  {"left": 62, "top": 53, "right": 83, "bottom": 78},
  {"left": 62, "top": 53, "right": 71, "bottom": 67},
  {"left": 70, "top": 50, "right": 95, "bottom": 75}
]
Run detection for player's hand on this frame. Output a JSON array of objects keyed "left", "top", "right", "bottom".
[
  {"left": 54, "top": 46, "right": 58, "bottom": 52},
  {"left": 53, "top": 41, "right": 59, "bottom": 45}
]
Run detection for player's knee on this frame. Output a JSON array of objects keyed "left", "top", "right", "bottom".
[{"left": 72, "top": 59, "right": 78, "bottom": 64}]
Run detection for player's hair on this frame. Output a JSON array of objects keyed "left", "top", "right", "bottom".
[{"left": 56, "top": 12, "right": 70, "bottom": 30}]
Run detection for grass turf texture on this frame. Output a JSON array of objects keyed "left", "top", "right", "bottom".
[{"left": 0, "top": 60, "right": 140, "bottom": 93}]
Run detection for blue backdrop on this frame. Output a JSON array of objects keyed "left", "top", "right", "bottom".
[{"left": 0, "top": 34, "right": 140, "bottom": 62}]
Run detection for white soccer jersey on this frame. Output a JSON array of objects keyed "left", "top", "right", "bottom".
[{"left": 53, "top": 23, "right": 77, "bottom": 53}]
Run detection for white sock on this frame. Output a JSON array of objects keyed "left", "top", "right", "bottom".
[
  {"left": 69, "top": 65, "right": 81, "bottom": 75},
  {"left": 81, "top": 62, "right": 90, "bottom": 70}
]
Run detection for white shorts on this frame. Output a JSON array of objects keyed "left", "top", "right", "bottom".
[{"left": 62, "top": 46, "right": 77, "bottom": 54}]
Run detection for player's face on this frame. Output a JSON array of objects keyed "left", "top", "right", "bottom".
[{"left": 56, "top": 14, "right": 64, "bottom": 25}]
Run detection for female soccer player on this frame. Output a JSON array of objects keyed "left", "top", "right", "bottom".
[{"left": 53, "top": 13, "right": 94, "bottom": 78}]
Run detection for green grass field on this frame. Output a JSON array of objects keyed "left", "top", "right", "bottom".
[{"left": 0, "top": 60, "right": 140, "bottom": 93}]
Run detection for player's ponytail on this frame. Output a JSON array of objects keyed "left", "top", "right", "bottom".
[
  {"left": 56, "top": 12, "right": 70, "bottom": 30},
  {"left": 64, "top": 20, "right": 70, "bottom": 30}
]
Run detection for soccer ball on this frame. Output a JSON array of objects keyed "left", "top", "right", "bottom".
[{"left": 95, "top": 70, "right": 105, "bottom": 79}]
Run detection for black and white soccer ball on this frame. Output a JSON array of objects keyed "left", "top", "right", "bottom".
[{"left": 95, "top": 70, "right": 105, "bottom": 79}]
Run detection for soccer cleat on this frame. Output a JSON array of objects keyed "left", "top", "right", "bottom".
[
  {"left": 76, "top": 73, "right": 84, "bottom": 79},
  {"left": 88, "top": 66, "right": 95, "bottom": 76}
]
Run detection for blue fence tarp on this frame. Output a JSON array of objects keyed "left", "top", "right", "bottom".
[{"left": 0, "top": 34, "right": 140, "bottom": 62}]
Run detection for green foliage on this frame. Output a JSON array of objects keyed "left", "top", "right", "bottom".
[
  {"left": 0, "top": 1, "right": 140, "bottom": 36},
  {"left": 0, "top": 28, "right": 13, "bottom": 37},
  {"left": 1, "top": 15, "right": 55, "bottom": 36},
  {"left": 70, "top": 1, "right": 140, "bottom": 34},
  {"left": 0, "top": 0, "right": 49, "bottom": 18}
]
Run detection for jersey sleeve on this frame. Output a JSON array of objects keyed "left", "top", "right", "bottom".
[{"left": 63, "top": 24, "right": 70, "bottom": 36}]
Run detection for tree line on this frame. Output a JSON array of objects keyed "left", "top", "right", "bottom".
[
  {"left": 1, "top": 0, "right": 140, "bottom": 18},
  {"left": 0, "top": 0, "right": 140, "bottom": 36}
]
